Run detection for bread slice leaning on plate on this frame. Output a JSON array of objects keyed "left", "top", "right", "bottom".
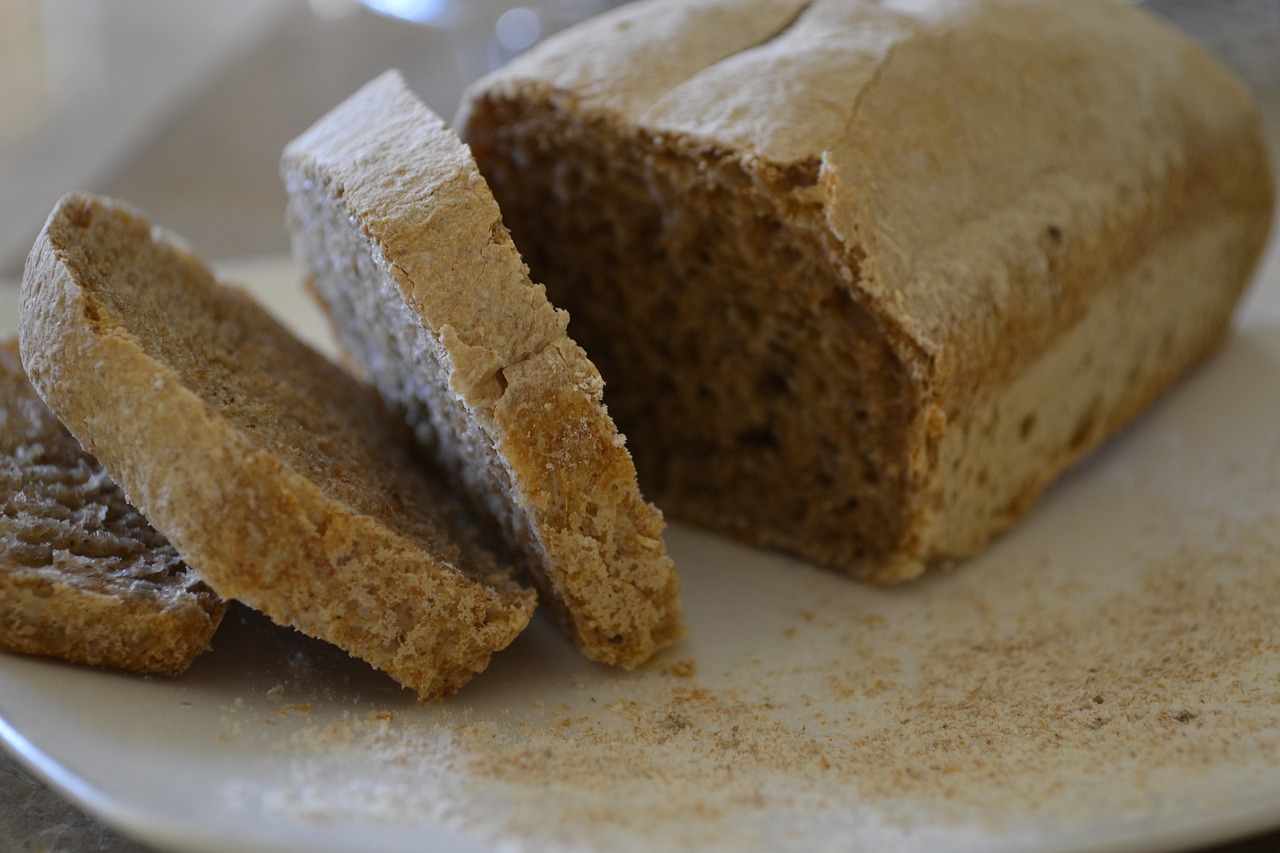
[
  {"left": 20, "top": 193, "right": 536, "bottom": 700},
  {"left": 0, "top": 339, "right": 225, "bottom": 675},
  {"left": 282, "top": 71, "right": 683, "bottom": 668}
]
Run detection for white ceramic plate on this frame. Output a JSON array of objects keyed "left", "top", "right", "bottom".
[{"left": 2, "top": 246, "right": 1280, "bottom": 853}]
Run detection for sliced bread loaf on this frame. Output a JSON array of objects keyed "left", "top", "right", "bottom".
[
  {"left": 459, "top": 0, "right": 1275, "bottom": 581},
  {"left": 0, "top": 339, "right": 224, "bottom": 675},
  {"left": 282, "top": 71, "right": 682, "bottom": 668},
  {"left": 20, "top": 193, "right": 536, "bottom": 699}
]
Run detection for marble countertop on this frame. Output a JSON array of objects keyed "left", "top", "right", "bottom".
[{"left": 1, "top": 0, "right": 1278, "bottom": 850}]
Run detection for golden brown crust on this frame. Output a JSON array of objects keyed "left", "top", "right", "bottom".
[
  {"left": 283, "top": 72, "right": 682, "bottom": 666},
  {"left": 460, "top": 0, "right": 1275, "bottom": 580},
  {"left": 491, "top": 338, "right": 682, "bottom": 656},
  {"left": 19, "top": 194, "right": 536, "bottom": 699},
  {"left": 0, "top": 339, "right": 225, "bottom": 675}
]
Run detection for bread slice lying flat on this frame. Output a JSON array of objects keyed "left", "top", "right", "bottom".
[
  {"left": 0, "top": 339, "right": 224, "bottom": 675},
  {"left": 20, "top": 193, "right": 536, "bottom": 699},
  {"left": 460, "top": 0, "right": 1276, "bottom": 581},
  {"left": 282, "top": 71, "right": 682, "bottom": 668}
]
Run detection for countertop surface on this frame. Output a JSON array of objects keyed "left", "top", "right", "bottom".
[{"left": 0, "top": 1, "right": 1278, "bottom": 850}]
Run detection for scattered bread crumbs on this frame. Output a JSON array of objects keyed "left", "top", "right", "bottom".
[
  {"left": 667, "top": 658, "right": 696, "bottom": 678},
  {"left": 222, "top": 385, "right": 1280, "bottom": 851}
]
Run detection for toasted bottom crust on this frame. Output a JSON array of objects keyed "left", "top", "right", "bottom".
[{"left": 0, "top": 580, "right": 223, "bottom": 676}]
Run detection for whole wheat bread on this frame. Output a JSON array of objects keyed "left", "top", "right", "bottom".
[
  {"left": 282, "top": 71, "right": 682, "bottom": 668},
  {"left": 20, "top": 193, "right": 536, "bottom": 699},
  {"left": 459, "top": 0, "right": 1275, "bottom": 581},
  {"left": 0, "top": 339, "right": 224, "bottom": 675}
]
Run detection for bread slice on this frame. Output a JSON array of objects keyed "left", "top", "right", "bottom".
[
  {"left": 459, "top": 0, "right": 1276, "bottom": 582},
  {"left": 0, "top": 339, "right": 224, "bottom": 675},
  {"left": 20, "top": 193, "right": 536, "bottom": 699},
  {"left": 282, "top": 71, "right": 682, "bottom": 668}
]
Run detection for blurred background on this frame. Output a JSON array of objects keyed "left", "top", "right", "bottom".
[
  {"left": 0, "top": 0, "right": 1278, "bottom": 849},
  {"left": 0, "top": 0, "right": 1277, "bottom": 282},
  {"left": 0, "top": 0, "right": 628, "bottom": 281}
]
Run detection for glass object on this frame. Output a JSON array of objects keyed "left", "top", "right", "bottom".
[{"left": 361, "top": 0, "right": 621, "bottom": 82}]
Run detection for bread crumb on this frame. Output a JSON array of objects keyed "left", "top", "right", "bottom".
[
  {"left": 222, "top": 417, "right": 1280, "bottom": 849},
  {"left": 666, "top": 659, "right": 696, "bottom": 679},
  {"left": 234, "top": 499, "right": 1280, "bottom": 849}
]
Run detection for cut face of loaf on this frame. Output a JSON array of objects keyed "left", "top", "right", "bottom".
[
  {"left": 0, "top": 340, "right": 224, "bottom": 675},
  {"left": 460, "top": 0, "right": 1276, "bottom": 581},
  {"left": 20, "top": 193, "right": 536, "bottom": 700},
  {"left": 282, "top": 71, "right": 682, "bottom": 667}
]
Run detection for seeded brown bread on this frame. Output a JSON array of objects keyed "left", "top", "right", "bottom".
[
  {"left": 0, "top": 340, "right": 224, "bottom": 675},
  {"left": 19, "top": 193, "right": 536, "bottom": 699},
  {"left": 459, "top": 0, "right": 1276, "bottom": 582},
  {"left": 282, "top": 71, "right": 682, "bottom": 668}
]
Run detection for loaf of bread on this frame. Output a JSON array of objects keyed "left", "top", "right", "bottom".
[
  {"left": 20, "top": 193, "right": 536, "bottom": 699},
  {"left": 0, "top": 339, "right": 224, "bottom": 675},
  {"left": 282, "top": 71, "right": 682, "bottom": 668},
  {"left": 459, "top": 0, "right": 1276, "bottom": 582}
]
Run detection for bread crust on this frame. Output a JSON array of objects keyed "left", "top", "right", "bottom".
[
  {"left": 283, "top": 72, "right": 682, "bottom": 667},
  {"left": 20, "top": 194, "right": 536, "bottom": 699},
  {"left": 0, "top": 341, "right": 224, "bottom": 675},
  {"left": 460, "top": 0, "right": 1275, "bottom": 580}
]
